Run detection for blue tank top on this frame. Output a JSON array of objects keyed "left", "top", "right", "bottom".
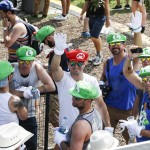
[
  {"left": 137, "top": 92, "right": 150, "bottom": 142},
  {"left": 105, "top": 57, "right": 136, "bottom": 110}
]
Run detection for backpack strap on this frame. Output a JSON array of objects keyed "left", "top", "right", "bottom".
[
  {"left": 16, "top": 19, "right": 35, "bottom": 46},
  {"left": 106, "top": 58, "right": 111, "bottom": 86}
]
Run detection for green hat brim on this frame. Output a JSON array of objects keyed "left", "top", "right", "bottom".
[
  {"left": 139, "top": 72, "right": 150, "bottom": 77},
  {"left": 19, "top": 57, "right": 35, "bottom": 61},
  {"left": 69, "top": 88, "right": 99, "bottom": 100},
  {"left": 138, "top": 55, "right": 150, "bottom": 58}
]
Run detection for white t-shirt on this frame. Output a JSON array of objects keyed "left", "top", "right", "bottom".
[{"left": 56, "top": 72, "right": 101, "bottom": 128}]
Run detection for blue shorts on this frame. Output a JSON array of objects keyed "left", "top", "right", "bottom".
[{"left": 89, "top": 15, "right": 106, "bottom": 38}]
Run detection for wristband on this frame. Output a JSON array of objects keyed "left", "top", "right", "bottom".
[
  {"left": 127, "top": 55, "right": 133, "bottom": 70},
  {"left": 127, "top": 54, "right": 133, "bottom": 61},
  {"left": 2, "top": 27, "right": 7, "bottom": 31}
]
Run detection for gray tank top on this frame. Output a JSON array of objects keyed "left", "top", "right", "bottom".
[
  {"left": 10, "top": 62, "right": 39, "bottom": 117},
  {"left": 66, "top": 108, "right": 102, "bottom": 150}
]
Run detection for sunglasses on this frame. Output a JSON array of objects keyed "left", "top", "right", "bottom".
[
  {"left": 141, "top": 58, "right": 150, "bottom": 62},
  {"left": 19, "top": 60, "right": 31, "bottom": 65},
  {"left": 142, "top": 77, "right": 150, "bottom": 82},
  {"left": 73, "top": 96, "right": 82, "bottom": 101},
  {"left": 70, "top": 62, "right": 84, "bottom": 67},
  {"left": 109, "top": 42, "right": 122, "bottom": 46}
]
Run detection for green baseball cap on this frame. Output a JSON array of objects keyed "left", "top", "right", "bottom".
[
  {"left": 139, "top": 66, "right": 150, "bottom": 77},
  {"left": 36, "top": 25, "right": 55, "bottom": 43},
  {"left": 0, "top": 60, "right": 14, "bottom": 80},
  {"left": 16, "top": 46, "right": 36, "bottom": 61},
  {"left": 69, "top": 81, "right": 99, "bottom": 99},
  {"left": 138, "top": 47, "right": 150, "bottom": 58},
  {"left": 107, "top": 33, "right": 127, "bottom": 44}
]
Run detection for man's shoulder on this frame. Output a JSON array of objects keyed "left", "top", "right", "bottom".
[
  {"left": 83, "top": 73, "right": 96, "bottom": 80},
  {"left": 73, "top": 119, "right": 91, "bottom": 129},
  {"left": 13, "top": 20, "right": 27, "bottom": 31},
  {"left": 10, "top": 95, "right": 20, "bottom": 101}
]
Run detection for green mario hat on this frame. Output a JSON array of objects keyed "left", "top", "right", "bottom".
[
  {"left": 0, "top": 60, "right": 14, "bottom": 80},
  {"left": 36, "top": 25, "right": 55, "bottom": 43},
  {"left": 138, "top": 47, "right": 150, "bottom": 58},
  {"left": 16, "top": 46, "right": 36, "bottom": 61},
  {"left": 107, "top": 33, "right": 127, "bottom": 44},
  {"left": 69, "top": 81, "right": 99, "bottom": 99},
  {"left": 139, "top": 66, "right": 150, "bottom": 77}
]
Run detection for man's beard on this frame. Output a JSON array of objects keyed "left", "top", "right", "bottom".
[
  {"left": 111, "top": 48, "right": 123, "bottom": 55},
  {"left": 48, "top": 41, "right": 55, "bottom": 48}
]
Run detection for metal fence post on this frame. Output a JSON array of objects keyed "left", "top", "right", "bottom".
[{"left": 44, "top": 93, "right": 50, "bottom": 150}]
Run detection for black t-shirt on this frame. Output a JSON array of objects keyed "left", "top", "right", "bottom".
[{"left": 87, "top": 0, "right": 105, "bottom": 16}]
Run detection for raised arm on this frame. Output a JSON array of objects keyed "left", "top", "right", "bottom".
[
  {"left": 51, "top": 33, "right": 68, "bottom": 82},
  {"left": 123, "top": 55, "right": 143, "bottom": 90},
  {"left": 9, "top": 95, "right": 28, "bottom": 120}
]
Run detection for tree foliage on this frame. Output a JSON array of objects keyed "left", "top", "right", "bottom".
[{"left": 145, "top": 0, "right": 150, "bottom": 8}]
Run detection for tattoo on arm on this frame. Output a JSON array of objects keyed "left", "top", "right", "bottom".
[{"left": 13, "top": 98, "right": 24, "bottom": 110}]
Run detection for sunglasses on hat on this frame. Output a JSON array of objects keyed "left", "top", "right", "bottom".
[
  {"left": 70, "top": 62, "right": 84, "bottom": 67},
  {"left": 142, "top": 77, "right": 150, "bottom": 82},
  {"left": 141, "top": 58, "right": 150, "bottom": 62},
  {"left": 109, "top": 42, "right": 123, "bottom": 46},
  {"left": 19, "top": 60, "right": 31, "bottom": 65}
]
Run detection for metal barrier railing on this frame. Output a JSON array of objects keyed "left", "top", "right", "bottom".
[{"left": 36, "top": 93, "right": 54, "bottom": 150}]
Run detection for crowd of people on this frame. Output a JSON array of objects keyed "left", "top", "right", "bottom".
[{"left": 0, "top": 0, "right": 149, "bottom": 150}]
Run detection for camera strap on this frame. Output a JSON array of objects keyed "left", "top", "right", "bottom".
[{"left": 106, "top": 58, "right": 111, "bottom": 86}]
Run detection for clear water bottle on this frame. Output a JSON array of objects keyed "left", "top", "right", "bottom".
[
  {"left": 127, "top": 116, "right": 136, "bottom": 144},
  {"left": 59, "top": 117, "right": 68, "bottom": 134},
  {"left": 31, "top": 87, "right": 40, "bottom": 99}
]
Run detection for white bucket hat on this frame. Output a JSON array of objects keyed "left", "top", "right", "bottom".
[
  {"left": 0, "top": 122, "right": 33, "bottom": 150},
  {"left": 87, "top": 130, "right": 119, "bottom": 150}
]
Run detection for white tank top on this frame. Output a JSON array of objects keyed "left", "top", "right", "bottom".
[
  {"left": 0, "top": 93, "right": 19, "bottom": 125},
  {"left": 10, "top": 62, "right": 40, "bottom": 117}
]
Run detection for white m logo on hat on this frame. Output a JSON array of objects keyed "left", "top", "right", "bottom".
[{"left": 76, "top": 53, "right": 85, "bottom": 60}]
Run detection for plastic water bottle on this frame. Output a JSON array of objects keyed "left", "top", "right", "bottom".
[
  {"left": 127, "top": 116, "right": 136, "bottom": 144},
  {"left": 59, "top": 117, "right": 68, "bottom": 134},
  {"left": 31, "top": 87, "right": 40, "bottom": 99}
]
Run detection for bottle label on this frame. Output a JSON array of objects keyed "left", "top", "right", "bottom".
[{"left": 31, "top": 88, "right": 40, "bottom": 99}]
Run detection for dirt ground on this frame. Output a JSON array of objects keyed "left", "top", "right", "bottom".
[
  {"left": 0, "top": 7, "right": 150, "bottom": 149},
  {"left": 0, "top": 9, "right": 150, "bottom": 78}
]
